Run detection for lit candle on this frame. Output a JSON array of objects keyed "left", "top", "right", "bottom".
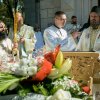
[
  {"left": 12, "top": 0, "right": 19, "bottom": 59},
  {"left": 14, "top": 11, "right": 17, "bottom": 43},
  {"left": 13, "top": 0, "right": 18, "bottom": 42}
]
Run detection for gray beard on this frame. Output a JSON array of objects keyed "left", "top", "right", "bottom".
[
  {"left": 90, "top": 20, "right": 100, "bottom": 29},
  {"left": 90, "top": 23, "right": 100, "bottom": 29}
]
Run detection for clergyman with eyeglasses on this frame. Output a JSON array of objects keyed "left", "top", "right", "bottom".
[{"left": 44, "top": 11, "right": 76, "bottom": 51}]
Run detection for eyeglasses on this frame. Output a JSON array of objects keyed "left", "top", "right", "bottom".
[{"left": 56, "top": 18, "right": 67, "bottom": 21}]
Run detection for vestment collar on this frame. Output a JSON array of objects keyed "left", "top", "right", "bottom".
[{"left": 53, "top": 24, "right": 61, "bottom": 29}]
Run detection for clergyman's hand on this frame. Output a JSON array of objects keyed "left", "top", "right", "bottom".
[
  {"left": 20, "top": 37, "right": 25, "bottom": 43},
  {"left": 72, "top": 31, "right": 80, "bottom": 39},
  {"left": 13, "top": 42, "right": 18, "bottom": 48}
]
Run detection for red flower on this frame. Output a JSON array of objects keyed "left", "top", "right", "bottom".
[
  {"left": 82, "top": 86, "right": 90, "bottom": 94},
  {"left": 44, "top": 45, "right": 60, "bottom": 64},
  {"left": 33, "top": 59, "right": 52, "bottom": 81}
]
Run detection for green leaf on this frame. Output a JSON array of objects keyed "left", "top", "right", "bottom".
[
  {"left": 0, "top": 73, "right": 26, "bottom": 93},
  {"left": 33, "top": 84, "right": 39, "bottom": 93},
  {"left": 18, "top": 88, "right": 30, "bottom": 97},
  {"left": 38, "top": 84, "right": 48, "bottom": 96}
]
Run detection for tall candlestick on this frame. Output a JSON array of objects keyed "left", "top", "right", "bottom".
[
  {"left": 14, "top": 11, "right": 17, "bottom": 43},
  {"left": 12, "top": 0, "right": 19, "bottom": 59},
  {"left": 13, "top": 0, "right": 18, "bottom": 42}
]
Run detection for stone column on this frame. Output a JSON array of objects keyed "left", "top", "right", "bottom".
[
  {"left": 23, "top": 0, "right": 36, "bottom": 27},
  {"left": 40, "top": 0, "right": 61, "bottom": 31}
]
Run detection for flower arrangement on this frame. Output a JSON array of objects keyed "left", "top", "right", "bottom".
[{"left": 0, "top": 45, "right": 92, "bottom": 100}]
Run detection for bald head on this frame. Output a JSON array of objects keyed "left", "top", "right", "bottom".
[{"left": 0, "top": 21, "right": 6, "bottom": 32}]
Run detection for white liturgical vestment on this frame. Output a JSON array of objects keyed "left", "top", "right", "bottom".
[{"left": 44, "top": 25, "right": 76, "bottom": 51}]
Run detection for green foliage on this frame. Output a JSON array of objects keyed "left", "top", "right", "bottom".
[
  {"left": 33, "top": 84, "right": 48, "bottom": 96},
  {"left": 18, "top": 88, "right": 31, "bottom": 97},
  {"left": 0, "top": 0, "right": 24, "bottom": 26},
  {"left": 0, "top": 73, "right": 26, "bottom": 94}
]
